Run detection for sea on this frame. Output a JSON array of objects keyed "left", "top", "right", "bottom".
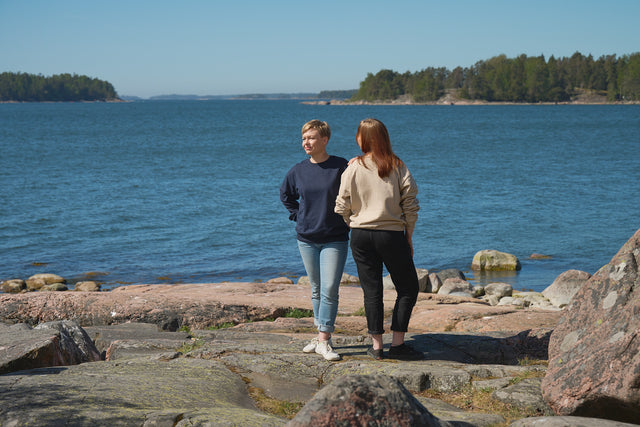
[{"left": 1, "top": 100, "right": 639, "bottom": 293}]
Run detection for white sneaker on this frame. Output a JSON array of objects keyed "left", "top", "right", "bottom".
[
  {"left": 303, "top": 337, "right": 319, "bottom": 353},
  {"left": 315, "top": 340, "right": 341, "bottom": 361}
]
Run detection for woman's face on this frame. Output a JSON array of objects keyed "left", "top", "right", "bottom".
[{"left": 302, "top": 128, "right": 328, "bottom": 157}]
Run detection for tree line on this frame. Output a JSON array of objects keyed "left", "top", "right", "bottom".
[
  {"left": 0, "top": 72, "right": 120, "bottom": 102},
  {"left": 318, "top": 89, "right": 357, "bottom": 99},
  {"left": 352, "top": 52, "right": 640, "bottom": 103}
]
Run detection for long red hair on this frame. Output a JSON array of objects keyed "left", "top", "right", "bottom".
[{"left": 356, "top": 118, "right": 403, "bottom": 178}]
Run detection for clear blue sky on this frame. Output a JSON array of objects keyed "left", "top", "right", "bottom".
[{"left": 1, "top": 0, "right": 638, "bottom": 98}]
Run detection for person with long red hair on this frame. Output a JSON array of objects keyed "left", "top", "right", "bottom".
[{"left": 335, "top": 118, "right": 423, "bottom": 360}]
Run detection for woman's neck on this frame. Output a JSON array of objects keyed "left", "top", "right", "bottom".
[{"left": 310, "top": 153, "right": 330, "bottom": 163}]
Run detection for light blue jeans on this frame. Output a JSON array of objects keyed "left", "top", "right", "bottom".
[{"left": 297, "top": 240, "right": 349, "bottom": 333}]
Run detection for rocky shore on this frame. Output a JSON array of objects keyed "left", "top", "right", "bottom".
[
  {"left": 302, "top": 89, "right": 640, "bottom": 106},
  {"left": 1, "top": 229, "right": 639, "bottom": 426}
]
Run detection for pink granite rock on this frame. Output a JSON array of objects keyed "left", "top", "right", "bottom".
[
  {"left": 542, "top": 228, "right": 640, "bottom": 423},
  {"left": 287, "top": 374, "right": 452, "bottom": 427}
]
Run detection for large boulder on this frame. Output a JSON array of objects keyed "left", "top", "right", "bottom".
[
  {"left": 287, "top": 374, "right": 453, "bottom": 426},
  {"left": 74, "top": 281, "right": 101, "bottom": 292},
  {"left": 34, "top": 320, "right": 101, "bottom": 363},
  {"left": 542, "top": 269, "right": 592, "bottom": 308},
  {"left": 0, "top": 279, "right": 26, "bottom": 293},
  {"left": 25, "top": 273, "right": 66, "bottom": 291},
  {"left": 41, "top": 283, "right": 68, "bottom": 291},
  {"left": 25, "top": 278, "right": 46, "bottom": 291},
  {"left": 435, "top": 268, "right": 466, "bottom": 282},
  {"left": 0, "top": 320, "right": 101, "bottom": 374},
  {"left": 482, "top": 283, "right": 513, "bottom": 306},
  {"left": 485, "top": 282, "right": 513, "bottom": 299},
  {"left": 471, "top": 250, "right": 521, "bottom": 271},
  {"left": 437, "top": 278, "right": 474, "bottom": 297},
  {"left": 27, "top": 273, "right": 66, "bottom": 285},
  {"left": 542, "top": 228, "right": 640, "bottom": 423}
]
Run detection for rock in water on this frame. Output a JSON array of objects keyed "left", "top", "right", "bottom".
[
  {"left": 287, "top": 374, "right": 454, "bottom": 426},
  {"left": 542, "top": 228, "right": 640, "bottom": 423},
  {"left": 471, "top": 250, "right": 521, "bottom": 271},
  {"left": 27, "top": 273, "right": 66, "bottom": 285}
]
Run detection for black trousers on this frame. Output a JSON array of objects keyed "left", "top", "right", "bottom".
[{"left": 350, "top": 228, "right": 419, "bottom": 335}]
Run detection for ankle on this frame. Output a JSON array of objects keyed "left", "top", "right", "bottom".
[
  {"left": 371, "top": 334, "right": 383, "bottom": 350},
  {"left": 318, "top": 332, "right": 331, "bottom": 341},
  {"left": 391, "top": 331, "right": 405, "bottom": 346}
]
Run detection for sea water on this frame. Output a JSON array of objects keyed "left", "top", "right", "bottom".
[{"left": 1, "top": 100, "right": 639, "bottom": 292}]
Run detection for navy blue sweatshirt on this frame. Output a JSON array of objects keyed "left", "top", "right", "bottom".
[{"left": 280, "top": 156, "right": 350, "bottom": 243}]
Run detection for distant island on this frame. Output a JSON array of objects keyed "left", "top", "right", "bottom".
[
  {"left": 143, "top": 93, "right": 320, "bottom": 101},
  {"left": 347, "top": 52, "right": 640, "bottom": 104},
  {"left": 0, "top": 72, "right": 120, "bottom": 102},
  {"left": 125, "top": 90, "right": 358, "bottom": 102}
]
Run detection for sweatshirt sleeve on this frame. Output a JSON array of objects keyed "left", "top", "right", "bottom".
[
  {"left": 280, "top": 170, "right": 299, "bottom": 221},
  {"left": 334, "top": 165, "right": 353, "bottom": 226},
  {"left": 399, "top": 165, "right": 419, "bottom": 231}
]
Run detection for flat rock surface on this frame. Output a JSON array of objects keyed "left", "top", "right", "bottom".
[
  {"left": 1, "top": 320, "right": 551, "bottom": 426},
  {"left": 0, "top": 282, "right": 562, "bottom": 333},
  {"left": 0, "top": 358, "right": 285, "bottom": 426}
]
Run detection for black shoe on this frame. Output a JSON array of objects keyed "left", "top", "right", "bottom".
[
  {"left": 388, "top": 343, "right": 424, "bottom": 360},
  {"left": 367, "top": 347, "right": 384, "bottom": 360}
]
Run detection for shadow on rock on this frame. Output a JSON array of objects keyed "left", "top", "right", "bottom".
[{"left": 409, "top": 329, "right": 550, "bottom": 365}]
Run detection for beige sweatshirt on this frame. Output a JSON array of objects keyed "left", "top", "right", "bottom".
[{"left": 335, "top": 156, "right": 419, "bottom": 232}]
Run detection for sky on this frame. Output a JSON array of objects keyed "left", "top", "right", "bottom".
[{"left": 1, "top": 0, "right": 639, "bottom": 98}]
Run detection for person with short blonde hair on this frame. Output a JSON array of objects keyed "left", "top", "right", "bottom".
[{"left": 280, "top": 119, "right": 349, "bottom": 361}]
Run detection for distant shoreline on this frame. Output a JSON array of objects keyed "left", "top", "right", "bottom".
[
  {"left": 0, "top": 99, "right": 126, "bottom": 104},
  {"left": 2, "top": 98, "right": 638, "bottom": 105},
  {"left": 302, "top": 99, "right": 640, "bottom": 106}
]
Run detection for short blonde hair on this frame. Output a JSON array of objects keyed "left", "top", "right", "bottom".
[{"left": 302, "top": 119, "right": 331, "bottom": 140}]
